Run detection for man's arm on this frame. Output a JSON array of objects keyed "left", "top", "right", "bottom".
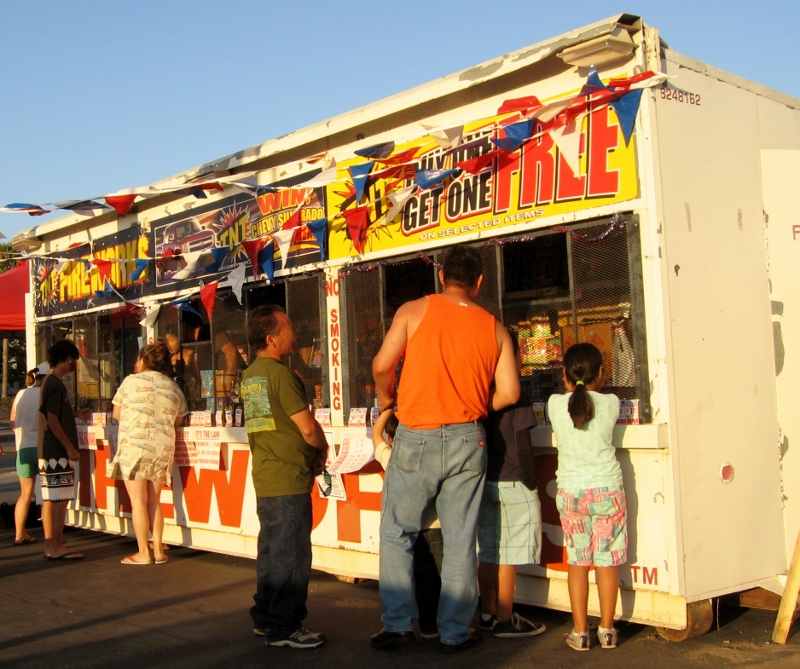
[
  {"left": 488, "top": 321, "right": 521, "bottom": 412},
  {"left": 290, "top": 407, "right": 328, "bottom": 453},
  {"left": 372, "top": 304, "right": 411, "bottom": 410},
  {"left": 46, "top": 413, "right": 80, "bottom": 461}
]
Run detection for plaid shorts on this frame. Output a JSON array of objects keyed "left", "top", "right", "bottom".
[
  {"left": 478, "top": 481, "right": 541, "bottom": 565},
  {"left": 556, "top": 487, "right": 627, "bottom": 567}
]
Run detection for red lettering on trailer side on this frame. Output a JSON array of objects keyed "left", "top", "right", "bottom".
[
  {"left": 494, "top": 148, "right": 520, "bottom": 214},
  {"left": 83, "top": 446, "right": 131, "bottom": 513},
  {"left": 555, "top": 141, "right": 586, "bottom": 201},
  {"left": 336, "top": 471, "right": 384, "bottom": 543},
  {"left": 329, "top": 307, "right": 342, "bottom": 413},
  {"left": 643, "top": 567, "right": 658, "bottom": 585},
  {"left": 325, "top": 278, "right": 339, "bottom": 296},
  {"left": 519, "top": 121, "right": 555, "bottom": 206},
  {"left": 587, "top": 105, "right": 620, "bottom": 197},
  {"left": 178, "top": 449, "right": 249, "bottom": 527},
  {"left": 256, "top": 189, "right": 307, "bottom": 216}
]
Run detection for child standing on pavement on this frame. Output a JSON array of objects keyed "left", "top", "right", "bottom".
[
  {"left": 547, "top": 343, "right": 627, "bottom": 651},
  {"left": 477, "top": 329, "right": 546, "bottom": 638},
  {"left": 372, "top": 409, "right": 442, "bottom": 642}
]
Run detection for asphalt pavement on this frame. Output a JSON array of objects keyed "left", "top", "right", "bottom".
[{"left": 1, "top": 422, "right": 799, "bottom": 668}]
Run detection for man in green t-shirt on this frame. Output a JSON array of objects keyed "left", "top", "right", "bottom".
[{"left": 242, "top": 304, "right": 329, "bottom": 649}]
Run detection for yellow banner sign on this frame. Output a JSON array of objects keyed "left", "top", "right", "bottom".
[{"left": 328, "top": 106, "right": 638, "bottom": 259}]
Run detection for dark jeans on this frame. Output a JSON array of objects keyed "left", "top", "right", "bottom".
[
  {"left": 250, "top": 493, "right": 312, "bottom": 638},
  {"left": 414, "top": 528, "right": 443, "bottom": 631}
]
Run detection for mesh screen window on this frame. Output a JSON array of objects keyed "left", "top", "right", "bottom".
[
  {"left": 35, "top": 311, "right": 141, "bottom": 411},
  {"left": 501, "top": 217, "right": 648, "bottom": 418},
  {"left": 341, "top": 216, "right": 649, "bottom": 421}
]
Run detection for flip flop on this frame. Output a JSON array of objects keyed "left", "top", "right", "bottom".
[
  {"left": 154, "top": 556, "right": 169, "bottom": 564},
  {"left": 48, "top": 551, "right": 84, "bottom": 560},
  {"left": 14, "top": 536, "right": 37, "bottom": 545},
  {"left": 121, "top": 556, "right": 153, "bottom": 565}
]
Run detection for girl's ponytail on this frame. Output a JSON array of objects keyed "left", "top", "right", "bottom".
[{"left": 563, "top": 343, "right": 604, "bottom": 429}]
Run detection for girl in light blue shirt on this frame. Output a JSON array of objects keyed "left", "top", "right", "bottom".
[{"left": 547, "top": 343, "right": 627, "bottom": 652}]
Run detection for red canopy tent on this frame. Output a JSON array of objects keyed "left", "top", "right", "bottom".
[{"left": 0, "top": 261, "right": 29, "bottom": 338}]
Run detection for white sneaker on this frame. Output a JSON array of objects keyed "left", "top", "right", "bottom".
[
  {"left": 564, "top": 629, "right": 590, "bottom": 651},
  {"left": 598, "top": 627, "right": 618, "bottom": 649}
]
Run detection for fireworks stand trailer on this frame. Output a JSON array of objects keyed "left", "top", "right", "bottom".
[{"left": 12, "top": 13, "right": 800, "bottom": 636}]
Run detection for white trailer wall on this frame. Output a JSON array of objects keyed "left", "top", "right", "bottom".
[{"left": 650, "top": 50, "right": 800, "bottom": 599}]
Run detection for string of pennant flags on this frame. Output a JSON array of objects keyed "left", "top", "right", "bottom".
[
  {"left": 2, "top": 66, "right": 666, "bottom": 224},
  {"left": 4, "top": 67, "right": 667, "bottom": 325}
]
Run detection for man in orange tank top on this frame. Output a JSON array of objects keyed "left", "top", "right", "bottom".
[{"left": 371, "top": 245, "right": 520, "bottom": 653}]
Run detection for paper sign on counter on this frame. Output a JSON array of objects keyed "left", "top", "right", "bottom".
[
  {"left": 316, "top": 472, "right": 346, "bottom": 500},
  {"left": 328, "top": 431, "right": 375, "bottom": 474}
]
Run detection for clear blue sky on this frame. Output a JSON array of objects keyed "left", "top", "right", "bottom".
[{"left": 2, "top": 1, "right": 798, "bottom": 240}]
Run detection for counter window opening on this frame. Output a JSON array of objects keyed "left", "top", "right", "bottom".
[
  {"left": 34, "top": 309, "right": 142, "bottom": 412},
  {"left": 155, "top": 275, "right": 328, "bottom": 417},
  {"left": 340, "top": 214, "right": 651, "bottom": 421}
]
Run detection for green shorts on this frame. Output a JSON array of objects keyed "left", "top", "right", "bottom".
[{"left": 16, "top": 447, "right": 38, "bottom": 478}]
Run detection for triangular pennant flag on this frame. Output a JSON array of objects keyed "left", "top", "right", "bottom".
[
  {"left": 374, "top": 164, "right": 417, "bottom": 181},
  {"left": 415, "top": 168, "right": 458, "bottom": 190},
  {"left": 342, "top": 207, "right": 370, "bottom": 254},
  {"left": 580, "top": 65, "right": 609, "bottom": 97},
  {"left": 549, "top": 119, "right": 582, "bottom": 175},
  {"left": 171, "top": 251, "right": 204, "bottom": 281},
  {"left": 95, "top": 279, "right": 115, "bottom": 299},
  {"left": 105, "top": 194, "right": 138, "bottom": 215},
  {"left": 533, "top": 97, "right": 575, "bottom": 123},
  {"left": 609, "top": 89, "right": 644, "bottom": 146},
  {"left": 282, "top": 208, "right": 303, "bottom": 229},
  {"left": 273, "top": 228, "right": 296, "bottom": 263},
  {"left": 607, "top": 71, "right": 657, "bottom": 90},
  {"left": 259, "top": 240, "right": 275, "bottom": 282},
  {"left": 178, "top": 188, "right": 207, "bottom": 199},
  {"left": 306, "top": 218, "right": 327, "bottom": 261},
  {"left": 455, "top": 150, "right": 502, "bottom": 174},
  {"left": 54, "top": 259, "right": 70, "bottom": 274},
  {"left": 205, "top": 246, "right": 229, "bottom": 273},
  {"left": 299, "top": 160, "right": 338, "bottom": 188},
  {"left": 130, "top": 258, "right": 149, "bottom": 282},
  {"left": 505, "top": 119, "right": 536, "bottom": 143},
  {"left": 141, "top": 304, "right": 161, "bottom": 328},
  {"left": 200, "top": 281, "right": 219, "bottom": 322},
  {"left": 93, "top": 258, "right": 114, "bottom": 282},
  {"left": 497, "top": 96, "right": 543, "bottom": 115},
  {"left": 0, "top": 203, "right": 49, "bottom": 216},
  {"left": 423, "top": 125, "right": 463, "bottom": 150},
  {"left": 225, "top": 264, "right": 247, "bottom": 304},
  {"left": 490, "top": 137, "right": 524, "bottom": 153},
  {"left": 55, "top": 200, "right": 110, "bottom": 215},
  {"left": 242, "top": 238, "right": 267, "bottom": 279},
  {"left": 384, "top": 186, "right": 416, "bottom": 223},
  {"left": 612, "top": 72, "right": 668, "bottom": 91},
  {"left": 354, "top": 142, "right": 395, "bottom": 159},
  {"left": 171, "top": 297, "right": 203, "bottom": 318},
  {"left": 373, "top": 147, "right": 420, "bottom": 166},
  {"left": 349, "top": 162, "right": 375, "bottom": 202}
]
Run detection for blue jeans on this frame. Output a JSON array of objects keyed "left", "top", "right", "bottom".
[
  {"left": 251, "top": 493, "right": 312, "bottom": 639},
  {"left": 379, "top": 422, "right": 487, "bottom": 645}
]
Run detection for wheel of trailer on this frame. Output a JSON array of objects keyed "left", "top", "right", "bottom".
[{"left": 655, "top": 599, "right": 714, "bottom": 641}]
